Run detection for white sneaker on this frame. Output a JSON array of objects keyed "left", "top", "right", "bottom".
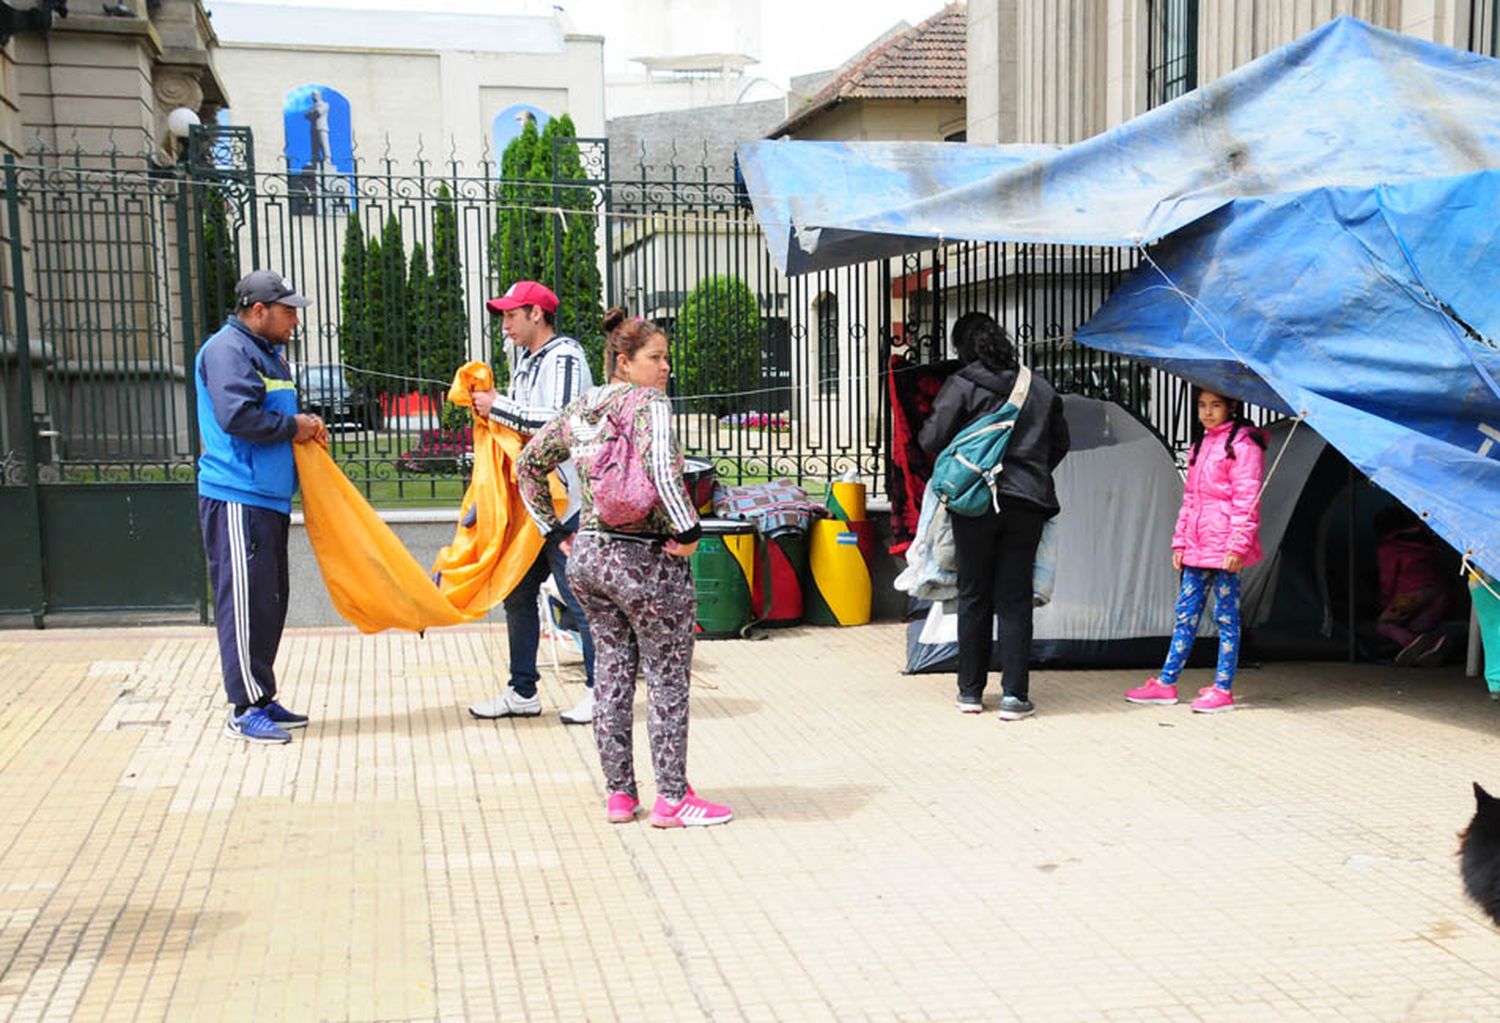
[
  {"left": 559, "top": 691, "right": 595, "bottom": 725},
  {"left": 468, "top": 687, "right": 542, "bottom": 719}
]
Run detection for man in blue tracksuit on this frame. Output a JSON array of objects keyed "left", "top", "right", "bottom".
[{"left": 196, "top": 270, "right": 324, "bottom": 744}]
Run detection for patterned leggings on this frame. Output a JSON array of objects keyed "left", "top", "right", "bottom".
[
  {"left": 566, "top": 533, "right": 696, "bottom": 802},
  {"left": 1159, "top": 566, "right": 1242, "bottom": 690}
]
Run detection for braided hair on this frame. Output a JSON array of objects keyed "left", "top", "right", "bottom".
[{"left": 1188, "top": 390, "right": 1268, "bottom": 467}]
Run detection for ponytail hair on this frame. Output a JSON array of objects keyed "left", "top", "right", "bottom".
[
  {"left": 602, "top": 307, "right": 665, "bottom": 381},
  {"left": 602, "top": 305, "right": 628, "bottom": 336},
  {"left": 1188, "top": 391, "right": 1268, "bottom": 467}
]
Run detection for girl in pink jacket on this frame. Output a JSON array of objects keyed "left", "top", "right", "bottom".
[{"left": 1126, "top": 390, "right": 1266, "bottom": 713}]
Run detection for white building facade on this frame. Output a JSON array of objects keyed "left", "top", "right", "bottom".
[
  {"left": 209, "top": 3, "right": 605, "bottom": 173},
  {"left": 968, "top": 0, "right": 1477, "bottom": 145}
]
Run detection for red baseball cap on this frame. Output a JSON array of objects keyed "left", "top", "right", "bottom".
[{"left": 486, "top": 280, "right": 559, "bottom": 315}]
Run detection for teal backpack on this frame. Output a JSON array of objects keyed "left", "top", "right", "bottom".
[{"left": 929, "top": 366, "right": 1032, "bottom": 517}]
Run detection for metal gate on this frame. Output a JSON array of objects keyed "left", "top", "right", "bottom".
[{"left": 0, "top": 150, "right": 208, "bottom": 626}]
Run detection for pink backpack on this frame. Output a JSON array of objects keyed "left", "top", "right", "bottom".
[{"left": 591, "top": 387, "right": 661, "bottom": 526}]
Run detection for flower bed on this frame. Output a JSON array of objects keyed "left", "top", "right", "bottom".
[
  {"left": 718, "top": 411, "right": 791, "bottom": 432},
  {"left": 398, "top": 424, "right": 473, "bottom": 475}
]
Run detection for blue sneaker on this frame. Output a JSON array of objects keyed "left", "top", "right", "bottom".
[
  {"left": 224, "top": 707, "right": 292, "bottom": 744},
  {"left": 263, "top": 700, "right": 308, "bottom": 729}
]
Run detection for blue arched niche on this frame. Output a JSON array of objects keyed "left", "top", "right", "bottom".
[
  {"left": 283, "top": 84, "right": 354, "bottom": 175},
  {"left": 492, "top": 104, "right": 551, "bottom": 170}
]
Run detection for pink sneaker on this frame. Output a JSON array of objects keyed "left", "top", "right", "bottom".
[
  {"left": 649, "top": 792, "right": 733, "bottom": 828},
  {"left": 1190, "top": 686, "right": 1235, "bottom": 713},
  {"left": 1125, "top": 678, "right": 1179, "bottom": 705},
  {"left": 606, "top": 792, "right": 640, "bottom": 824}
]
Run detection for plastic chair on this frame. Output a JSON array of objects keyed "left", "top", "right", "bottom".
[{"left": 538, "top": 575, "right": 582, "bottom": 673}]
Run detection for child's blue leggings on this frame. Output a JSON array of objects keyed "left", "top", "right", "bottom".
[{"left": 1159, "top": 566, "right": 1242, "bottom": 690}]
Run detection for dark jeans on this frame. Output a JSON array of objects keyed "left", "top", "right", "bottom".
[
  {"left": 501, "top": 518, "right": 596, "bottom": 698},
  {"left": 950, "top": 503, "right": 1049, "bottom": 702}
]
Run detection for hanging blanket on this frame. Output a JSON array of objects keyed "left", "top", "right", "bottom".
[{"left": 887, "top": 356, "right": 960, "bottom": 553}]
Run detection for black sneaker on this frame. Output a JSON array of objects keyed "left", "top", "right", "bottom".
[{"left": 998, "top": 695, "right": 1035, "bottom": 721}]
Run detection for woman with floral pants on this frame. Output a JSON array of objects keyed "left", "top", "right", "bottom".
[{"left": 516, "top": 310, "right": 732, "bottom": 828}]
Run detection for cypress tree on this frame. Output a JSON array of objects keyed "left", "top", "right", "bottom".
[
  {"left": 486, "top": 112, "right": 603, "bottom": 376},
  {"left": 429, "top": 182, "right": 469, "bottom": 395},
  {"left": 526, "top": 117, "right": 557, "bottom": 288},
  {"left": 407, "top": 239, "right": 432, "bottom": 395},
  {"left": 339, "top": 215, "right": 371, "bottom": 390},
  {"left": 379, "top": 214, "right": 409, "bottom": 387},
  {"left": 492, "top": 117, "right": 542, "bottom": 292},
  {"left": 363, "top": 234, "right": 386, "bottom": 395},
  {"left": 199, "top": 187, "right": 240, "bottom": 336}
]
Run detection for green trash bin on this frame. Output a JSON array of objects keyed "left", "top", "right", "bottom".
[{"left": 691, "top": 518, "right": 756, "bottom": 638}]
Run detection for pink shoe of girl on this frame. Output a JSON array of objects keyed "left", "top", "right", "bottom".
[
  {"left": 1124, "top": 678, "right": 1179, "bottom": 705},
  {"left": 1190, "top": 686, "right": 1235, "bottom": 713}
]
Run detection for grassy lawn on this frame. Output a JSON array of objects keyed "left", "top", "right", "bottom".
[{"left": 59, "top": 427, "right": 847, "bottom": 510}]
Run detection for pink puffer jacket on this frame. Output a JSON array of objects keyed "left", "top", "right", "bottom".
[{"left": 1172, "top": 421, "right": 1264, "bottom": 569}]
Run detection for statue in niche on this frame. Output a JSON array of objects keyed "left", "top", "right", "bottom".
[{"left": 305, "top": 90, "right": 331, "bottom": 166}]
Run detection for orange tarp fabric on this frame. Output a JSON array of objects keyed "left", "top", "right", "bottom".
[{"left": 294, "top": 361, "right": 554, "bottom": 633}]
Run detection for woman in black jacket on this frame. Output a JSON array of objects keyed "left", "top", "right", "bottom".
[{"left": 918, "top": 312, "right": 1071, "bottom": 721}]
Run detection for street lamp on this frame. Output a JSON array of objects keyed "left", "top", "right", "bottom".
[{"left": 168, "top": 106, "right": 201, "bottom": 142}]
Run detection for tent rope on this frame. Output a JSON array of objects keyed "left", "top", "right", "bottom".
[
  {"left": 1135, "top": 245, "right": 1249, "bottom": 371},
  {"left": 1257, "top": 412, "right": 1306, "bottom": 502},
  {"left": 1135, "top": 245, "right": 1310, "bottom": 502},
  {"left": 1462, "top": 554, "right": 1500, "bottom": 599}
]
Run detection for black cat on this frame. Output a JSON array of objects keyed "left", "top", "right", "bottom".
[{"left": 1460, "top": 782, "right": 1500, "bottom": 926}]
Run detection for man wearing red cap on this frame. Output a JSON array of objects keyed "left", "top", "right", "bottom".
[{"left": 468, "top": 280, "right": 598, "bottom": 724}]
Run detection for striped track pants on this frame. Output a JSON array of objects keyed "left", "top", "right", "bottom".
[{"left": 199, "top": 497, "right": 289, "bottom": 707}]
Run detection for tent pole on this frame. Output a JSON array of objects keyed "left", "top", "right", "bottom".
[{"left": 1347, "top": 463, "right": 1357, "bottom": 662}]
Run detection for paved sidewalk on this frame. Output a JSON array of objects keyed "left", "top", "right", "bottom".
[{"left": 3, "top": 622, "right": 1500, "bottom": 1022}]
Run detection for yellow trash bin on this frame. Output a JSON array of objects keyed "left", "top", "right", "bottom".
[{"left": 805, "top": 518, "right": 872, "bottom": 627}]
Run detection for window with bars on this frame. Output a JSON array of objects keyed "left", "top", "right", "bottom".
[
  {"left": 1470, "top": 0, "right": 1500, "bottom": 56},
  {"left": 816, "top": 294, "right": 839, "bottom": 396},
  {"left": 1146, "top": 0, "right": 1199, "bottom": 109}
]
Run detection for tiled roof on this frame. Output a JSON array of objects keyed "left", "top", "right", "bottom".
[{"left": 770, "top": 3, "right": 966, "bottom": 137}]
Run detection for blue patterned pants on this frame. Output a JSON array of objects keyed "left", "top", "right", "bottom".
[{"left": 1159, "top": 566, "right": 1242, "bottom": 690}]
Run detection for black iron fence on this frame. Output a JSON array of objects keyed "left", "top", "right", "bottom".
[
  {"left": 0, "top": 146, "right": 208, "bottom": 622},
  {"left": 179, "top": 129, "right": 895, "bottom": 501},
  {"left": 3, "top": 149, "right": 200, "bottom": 483},
  {"left": 0, "top": 125, "right": 1278, "bottom": 625},
  {"left": 2, "top": 126, "right": 1240, "bottom": 527}
]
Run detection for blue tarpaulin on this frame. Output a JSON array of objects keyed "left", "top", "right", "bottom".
[{"left": 737, "top": 17, "right": 1500, "bottom": 576}]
